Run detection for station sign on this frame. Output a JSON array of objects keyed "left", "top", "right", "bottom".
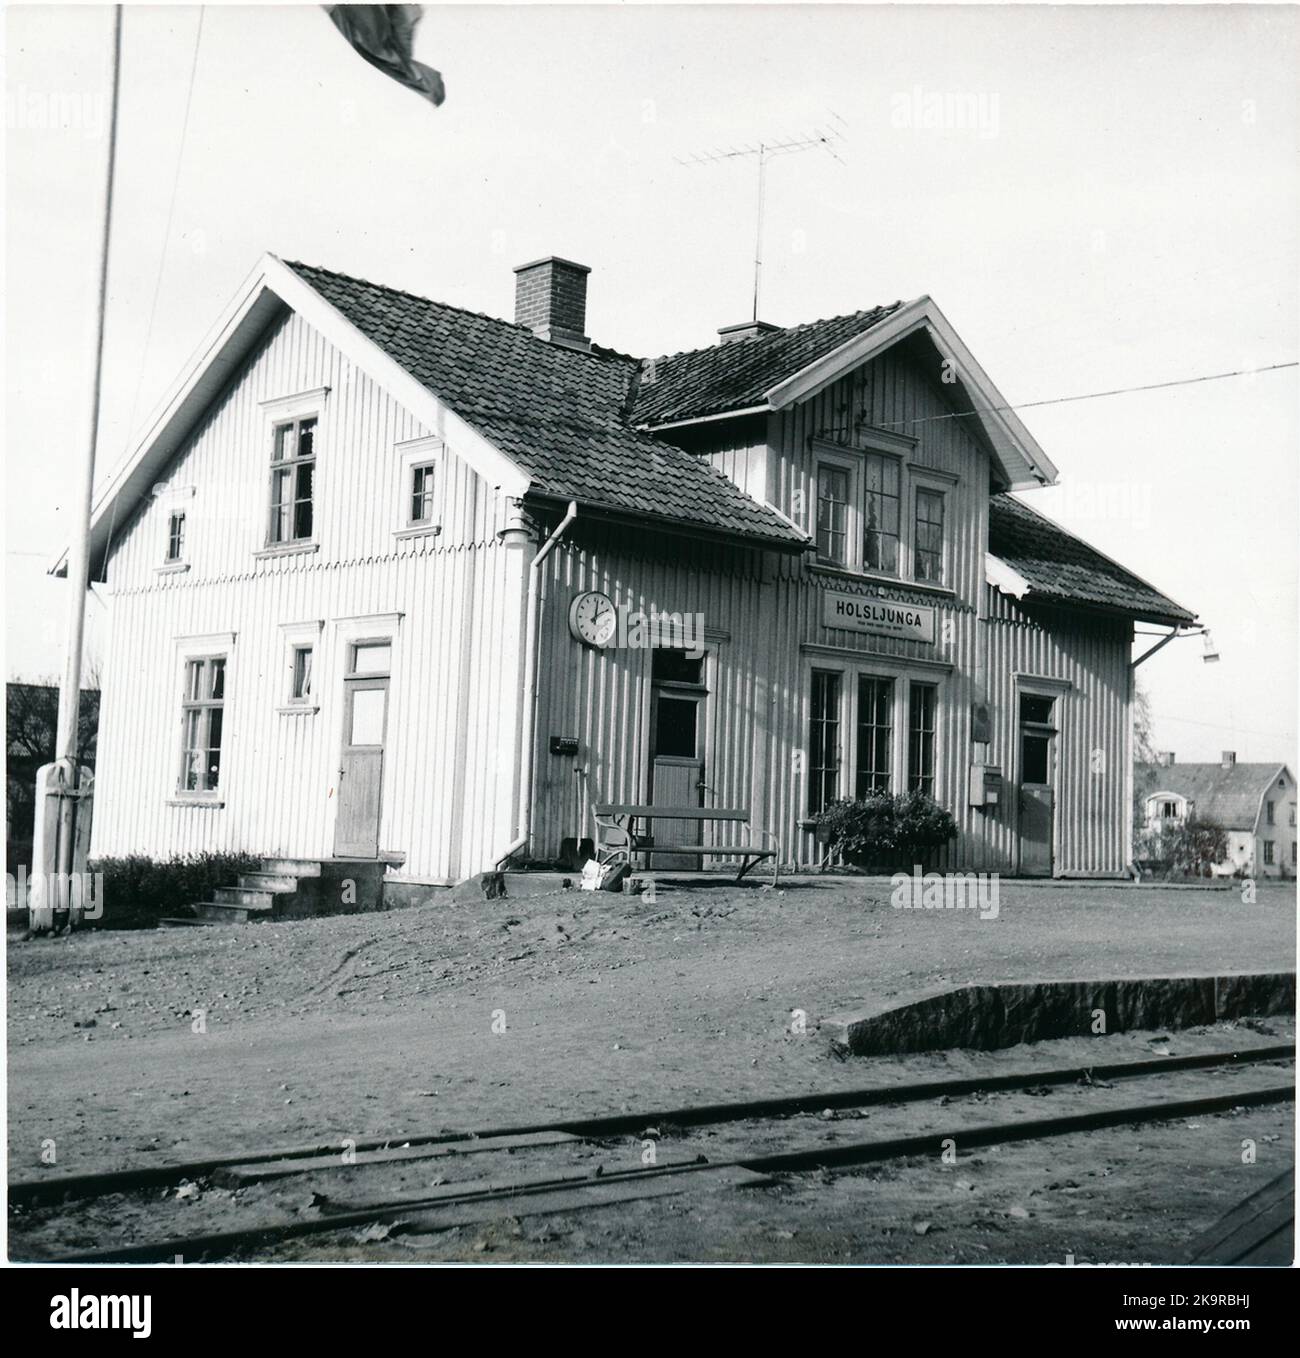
[{"left": 822, "top": 590, "right": 937, "bottom": 644}]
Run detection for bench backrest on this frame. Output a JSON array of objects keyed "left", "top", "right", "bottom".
[{"left": 593, "top": 803, "right": 750, "bottom": 822}]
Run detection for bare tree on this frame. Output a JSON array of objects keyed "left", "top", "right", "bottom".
[{"left": 5, "top": 677, "right": 100, "bottom": 864}]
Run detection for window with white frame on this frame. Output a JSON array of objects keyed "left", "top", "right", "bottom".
[
  {"left": 409, "top": 462, "right": 436, "bottom": 526},
  {"left": 166, "top": 511, "right": 186, "bottom": 563},
  {"left": 855, "top": 675, "right": 893, "bottom": 797},
  {"left": 810, "top": 437, "right": 953, "bottom": 583},
  {"left": 908, "top": 682, "right": 937, "bottom": 795},
  {"left": 808, "top": 666, "right": 944, "bottom": 815},
  {"left": 268, "top": 416, "right": 317, "bottom": 545},
  {"left": 179, "top": 655, "right": 226, "bottom": 794},
  {"left": 816, "top": 464, "right": 851, "bottom": 564},
  {"left": 279, "top": 620, "right": 323, "bottom": 712},
  {"left": 290, "top": 646, "right": 313, "bottom": 703},
  {"left": 913, "top": 487, "right": 945, "bottom": 583},
  {"left": 809, "top": 670, "right": 842, "bottom": 814},
  {"left": 395, "top": 436, "right": 444, "bottom": 536},
  {"left": 863, "top": 452, "right": 901, "bottom": 574}
]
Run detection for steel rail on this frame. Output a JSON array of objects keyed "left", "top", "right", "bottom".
[
  {"left": 10, "top": 1042, "right": 1293, "bottom": 1209},
  {"left": 26, "top": 1081, "right": 1295, "bottom": 1264}
]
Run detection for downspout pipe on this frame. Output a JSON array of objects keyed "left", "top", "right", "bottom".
[{"left": 498, "top": 500, "right": 577, "bottom": 869}]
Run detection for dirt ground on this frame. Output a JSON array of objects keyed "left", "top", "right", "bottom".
[{"left": 6, "top": 876, "right": 1296, "bottom": 1263}]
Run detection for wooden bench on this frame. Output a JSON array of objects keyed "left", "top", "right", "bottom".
[{"left": 592, "top": 803, "right": 780, "bottom": 885}]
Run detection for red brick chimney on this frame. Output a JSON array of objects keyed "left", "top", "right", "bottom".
[{"left": 513, "top": 257, "right": 591, "bottom": 350}]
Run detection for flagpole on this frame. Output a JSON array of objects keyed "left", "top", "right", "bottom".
[{"left": 55, "top": 3, "right": 122, "bottom": 929}]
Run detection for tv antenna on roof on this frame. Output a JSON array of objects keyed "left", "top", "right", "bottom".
[{"left": 676, "top": 116, "right": 848, "bottom": 322}]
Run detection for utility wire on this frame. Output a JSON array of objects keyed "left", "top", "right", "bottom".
[
  {"left": 120, "top": 6, "right": 205, "bottom": 457},
  {"left": 102, "top": 7, "right": 203, "bottom": 578},
  {"left": 877, "top": 360, "right": 1298, "bottom": 433},
  {"left": 1158, "top": 712, "right": 1297, "bottom": 741}
]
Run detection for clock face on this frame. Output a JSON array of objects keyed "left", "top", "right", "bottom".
[{"left": 569, "top": 590, "right": 617, "bottom": 648}]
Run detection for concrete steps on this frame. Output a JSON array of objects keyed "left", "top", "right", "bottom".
[
  {"left": 239, "top": 871, "right": 299, "bottom": 891},
  {"left": 214, "top": 886, "right": 278, "bottom": 908},
  {"left": 261, "top": 858, "right": 324, "bottom": 878},
  {"left": 195, "top": 900, "right": 272, "bottom": 925},
  {"left": 160, "top": 857, "right": 392, "bottom": 927}
]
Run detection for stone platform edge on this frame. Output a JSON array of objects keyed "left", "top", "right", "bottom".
[{"left": 823, "top": 972, "right": 1297, "bottom": 1057}]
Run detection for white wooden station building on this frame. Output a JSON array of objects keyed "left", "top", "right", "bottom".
[{"left": 67, "top": 253, "right": 1196, "bottom": 894}]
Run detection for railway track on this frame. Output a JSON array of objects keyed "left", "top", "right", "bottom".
[{"left": 11, "top": 1042, "right": 1294, "bottom": 1264}]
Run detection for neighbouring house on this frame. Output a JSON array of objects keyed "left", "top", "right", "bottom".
[
  {"left": 60, "top": 252, "right": 1198, "bottom": 900},
  {"left": 1142, "top": 752, "right": 1297, "bottom": 878}
]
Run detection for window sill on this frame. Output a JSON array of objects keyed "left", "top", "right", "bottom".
[
  {"left": 253, "top": 541, "right": 319, "bottom": 561},
  {"left": 155, "top": 561, "right": 190, "bottom": 575},
  {"left": 393, "top": 524, "right": 443, "bottom": 541},
  {"left": 277, "top": 704, "right": 320, "bottom": 716},
  {"left": 807, "top": 562, "right": 956, "bottom": 599},
  {"left": 167, "top": 796, "right": 225, "bottom": 809}
]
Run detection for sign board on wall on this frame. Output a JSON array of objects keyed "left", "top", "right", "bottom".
[{"left": 822, "top": 590, "right": 937, "bottom": 644}]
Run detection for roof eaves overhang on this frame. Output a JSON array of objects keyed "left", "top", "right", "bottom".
[
  {"left": 639, "top": 404, "right": 772, "bottom": 433},
  {"left": 51, "top": 255, "right": 287, "bottom": 577},
  {"left": 762, "top": 297, "right": 1060, "bottom": 493},
  {"left": 996, "top": 492, "right": 1198, "bottom": 629},
  {"left": 525, "top": 491, "right": 812, "bottom": 556},
  {"left": 1014, "top": 591, "right": 1197, "bottom": 629}
]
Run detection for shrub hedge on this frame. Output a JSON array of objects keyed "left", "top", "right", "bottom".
[
  {"left": 813, "top": 791, "right": 958, "bottom": 871},
  {"left": 85, "top": 852, "right": 262, "bottom": 929}
]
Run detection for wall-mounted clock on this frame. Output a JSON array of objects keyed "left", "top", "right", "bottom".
[{"left": 569, "top": 590, "right": 617, "bottom": 649}]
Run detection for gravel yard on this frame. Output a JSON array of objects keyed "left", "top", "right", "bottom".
[{"left": 8, "top": 876, "right": 1293, "bottom": 1188}]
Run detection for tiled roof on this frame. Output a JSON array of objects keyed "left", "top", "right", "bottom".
[
  {"left": 284, "top": 261, "right": 808, "bottom": 550},
  {"left": 1140, "top": 763, "right": 1289, "bottom": 830},
  {"left": 988, "top": 493, "right": 1195, "bottom": 625},
  {"left": 631, "top": 303, "right": 906, "bottom": 426}
]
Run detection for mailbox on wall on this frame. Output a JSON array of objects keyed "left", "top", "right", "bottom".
[{"left": 969, "top": 764, "right": 1002, "bottom": 807}]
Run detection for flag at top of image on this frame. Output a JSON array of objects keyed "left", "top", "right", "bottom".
[{"left": 326, "top": 4, "right": 445, "bottom": 106}]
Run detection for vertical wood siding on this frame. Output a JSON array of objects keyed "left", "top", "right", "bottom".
[
  {"left": 532, "top": 352, "right": 1133, "bottom": 875},
  {"left": 94, "top": 312, "right": 523, "bottom": 882},
  {"left": 981, "top": 592, "right": 1133, "bottom": 874},
  {"left": 96, "top": 313, "right": 1134, "bottom": 884}
]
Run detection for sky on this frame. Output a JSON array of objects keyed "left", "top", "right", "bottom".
[{"left": 4, "top": 2, "right": 1298, "bottom": 763}]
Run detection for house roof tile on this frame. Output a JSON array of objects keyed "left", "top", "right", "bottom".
[
  {"left": 989, "top": 492, "right": 1195, "bottom": 625},
  {"left": 631, "top": 303, "right": 906, "bottom": 426},
  {"left": 281, "top": 263, "right": 1196, "bottom": 624},
  {"left": 284, "top": 261, "right": 809, "bottom": 550},
  {"left": 1141, "top": 763, "right": 1289, "bottom": 830}
]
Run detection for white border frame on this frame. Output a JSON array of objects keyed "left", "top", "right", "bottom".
[
  {"left": 278, "top": 619, "right": 324, "bottom": 714},
  {"left": 394, "top": 434, "right": 445, "bottom": 539},
  {"left": 168, "top": 631, "right": 236, "bottom": 807}
]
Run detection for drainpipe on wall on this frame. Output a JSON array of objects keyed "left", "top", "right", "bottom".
[{"left": 493, "top": 500, "right": 578, "bottom": 870}]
